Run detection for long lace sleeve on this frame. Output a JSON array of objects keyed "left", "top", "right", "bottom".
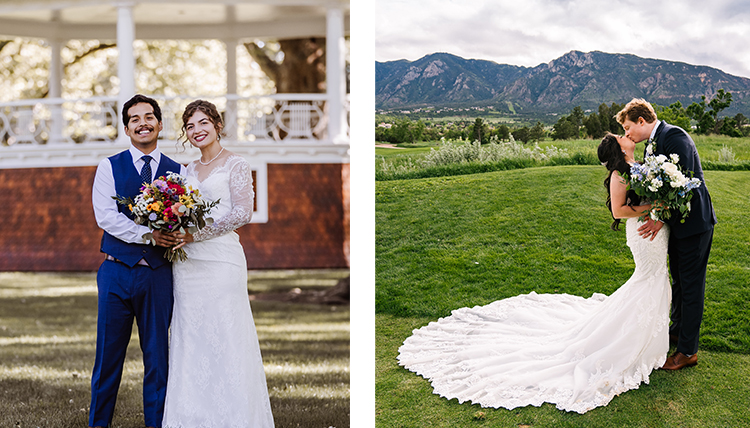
[{"left": 192, "top": 156, "right": 254, "bottom": 242}]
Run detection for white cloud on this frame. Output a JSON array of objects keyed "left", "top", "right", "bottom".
[{"left": 376, "top": 0, "right": 750, "bottom": 78}]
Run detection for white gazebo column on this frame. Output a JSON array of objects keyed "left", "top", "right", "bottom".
[
  {"left": 225, "top": 38, "right": 238, "bottom": 138},
  {"left": 48, "top": 38, "right": 65, "bottom": 144},
  {"left": 224, "top": 5, "right": 238, "bottom": 138},
  {"left": 326, "top": 7, "right": 347, "bottom": 144},
  {"left": 48, "top": 10, "right": 65, "bottom": 144},
  {"left": 116, "top": 2, "right": 136, "bottom": 143}
]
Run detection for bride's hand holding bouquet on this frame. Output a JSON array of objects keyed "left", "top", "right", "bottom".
[{"left": 113, "top": 171, "right": 219, "bottom": 262}]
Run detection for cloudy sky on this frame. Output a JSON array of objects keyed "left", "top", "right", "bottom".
[{"left": 375, "top": 0, "right": 750, "bottom": 78}]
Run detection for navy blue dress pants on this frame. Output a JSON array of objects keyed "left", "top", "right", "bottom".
[
  {"left": 89, "top": 260, "right": 173, "bottom": 428},
  {"left": 668, "top": 227, "right": 714, "bottom": 356}
]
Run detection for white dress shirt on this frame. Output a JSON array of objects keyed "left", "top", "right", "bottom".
[
  {"left": 92, "top": 145, "right": 187, "bottom": 244},
  {"left": 649, "top": 120, "right": 661, "bottom": 142}
]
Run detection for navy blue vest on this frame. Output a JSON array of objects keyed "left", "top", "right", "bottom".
[{"left": 100, "top": 150, "right": 182, "bottom": 268}]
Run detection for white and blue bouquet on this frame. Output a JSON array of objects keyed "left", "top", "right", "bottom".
[{"left": 628, "top": 153, "right": 702, "bottom": 223}]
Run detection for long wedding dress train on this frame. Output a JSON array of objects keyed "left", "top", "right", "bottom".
[
  {"left": 398, "top": 218, "right": 671, "bottom": 414},
  {"left": 163, "top": 155, "right": 274, "bottom": 427}
]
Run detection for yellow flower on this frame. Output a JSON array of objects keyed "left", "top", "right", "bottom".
[{"left": 179, "top": 195, "right": 195, "bottom": 208}]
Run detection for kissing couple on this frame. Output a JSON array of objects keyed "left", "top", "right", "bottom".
[{"left": 397, "top": 98, "right": 717, "bottom": 413}]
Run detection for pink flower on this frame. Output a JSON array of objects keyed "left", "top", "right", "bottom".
[{"left": 171, "top": 202, "right": 185, "bottom": 217}]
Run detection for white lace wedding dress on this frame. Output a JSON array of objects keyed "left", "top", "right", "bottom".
[
  {"left": 162, "top": 155, "right": 274, "bottom": 428},
  {"left": 398, "top": 218, "right": 671, "bottom": 414}
]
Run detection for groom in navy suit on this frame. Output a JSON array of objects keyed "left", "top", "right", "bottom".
[
  {"left": 616, "top": 98, "right": 717, "bottom": 370},
  {"left": 90, "top": 94, "right": 185, "bottom": 428}
]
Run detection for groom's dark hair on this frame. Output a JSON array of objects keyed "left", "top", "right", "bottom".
[
  {"left": 122, "top": 94, "right": 163, "bottom": 127},
  {"left": 616, "top": 98, "right": 657, "bottom": 124}
]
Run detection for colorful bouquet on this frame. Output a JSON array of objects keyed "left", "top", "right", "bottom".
[
  {"left": 113, "top": 172, "right": 219, "bottom": 262},
  {"left": 628, "top": 153, "right": 702, "bottom": 223}
]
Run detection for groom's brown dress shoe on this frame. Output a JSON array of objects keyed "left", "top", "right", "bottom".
[{"left": 661, "top": 352, "right": 698, "bottom": 370}]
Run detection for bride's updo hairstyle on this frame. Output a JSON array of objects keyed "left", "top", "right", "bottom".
[
  {"left": 179, "top": 99, "right": 228, "bottom": 147},
  {"left": 598, "top": 133, "right": 638, "bottom": 231}
]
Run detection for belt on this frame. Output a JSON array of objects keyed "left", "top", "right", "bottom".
[{"left": 106, "top": 254, "right": 150, "bottom": 267}]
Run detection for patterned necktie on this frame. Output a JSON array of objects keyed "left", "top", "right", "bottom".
[{"left": 140, "top": 155, "right": 153, "bottom": 184}]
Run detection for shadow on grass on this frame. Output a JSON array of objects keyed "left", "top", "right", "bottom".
[{"left": 0, "top": 271, "right": 350, "bottom": 428}]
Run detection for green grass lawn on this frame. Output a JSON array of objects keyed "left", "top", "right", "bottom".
[
  {"left": 375, "top": 166, "right": 750, "bottom": 427},
  {"left": 0, "top": 270, "right": 350, "bottom": 428}
]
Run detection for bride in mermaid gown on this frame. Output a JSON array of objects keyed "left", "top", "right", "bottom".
[
  {"left": 162, "top": 100, "right": 274, "bottom": 427},
  {"left": 398, "top": 133, "right": 671, "bottom": 414}
]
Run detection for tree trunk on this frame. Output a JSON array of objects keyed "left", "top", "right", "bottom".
[{"left": 243, "top": 38, "right": 326, "bottom": 93}]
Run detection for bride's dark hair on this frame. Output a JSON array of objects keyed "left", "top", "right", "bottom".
[
  {"left": 179, "top": 99, "right": 228, "bottom": 147},
  {"left": 597, "top": 133, "right": 639, "bottom": 231}
]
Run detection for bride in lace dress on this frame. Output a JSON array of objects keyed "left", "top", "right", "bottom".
[
  {"left": 162, "top": 100, "right": 274, "bottom": 427},
  {"left": 397, "top": 133, "right": 671, "bottom": 414}
]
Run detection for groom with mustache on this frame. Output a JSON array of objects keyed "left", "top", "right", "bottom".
[
  {"left": 616, "top": 98, "right": 717, "bottom": 371},
  {"left": 90, "top": 94, "right": 185, "bottom": 428}
]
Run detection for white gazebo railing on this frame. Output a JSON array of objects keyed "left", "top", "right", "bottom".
[{"left": 0, "top": 94, "right": 349, "bottom": 146}]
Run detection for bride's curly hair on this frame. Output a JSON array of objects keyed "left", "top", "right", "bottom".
[
  {"left": 597, "top": 133, "right": 639, "bottom": 231},
  {"left": 179, "top": 99, "right": 228, "bottom": 147}
]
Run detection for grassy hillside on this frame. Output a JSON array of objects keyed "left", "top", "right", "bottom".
[{"left": 375, "top": 166, "right": 750, "bottom": 427}]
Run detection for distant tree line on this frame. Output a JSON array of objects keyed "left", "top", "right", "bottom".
[
  {"left": 375, "top": 117, "right": 548, "bottom": 145},
  {"left": 552, "top": 89, "right": 749, "bottom": 140},
  {"left": 376, "top": 89, "right": 749, "bottom": 145}
]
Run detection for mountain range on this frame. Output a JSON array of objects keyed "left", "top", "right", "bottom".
[{"left": 375, "top": 51, "right": 750, "bottom": 115}]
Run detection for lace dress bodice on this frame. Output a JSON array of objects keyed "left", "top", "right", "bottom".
[
  {"left": 398, "top": 218, "right": 671, "bottom": 414},
  {"left": 182, "top": 155, "right": 254, "bottom": 266}
]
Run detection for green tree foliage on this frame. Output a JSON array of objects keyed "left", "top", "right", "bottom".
[
  {"left": 378, "top": 118, "right": 426, "bottom": 145},
  {"left": 529, "top": 121, "right": 546, "bottom": 143},
  {"left": 495, "top": 124, "right": 510, "bottom": 141},
  {"left": 687, "top": 89, "right": 733, "bottom": 135},
  {"left": 654, "top": 101, "right": 691, "bottom": 131},
  {"left": 512, "top": 126, "right": 531, "bottom": 144},
  {"left": 734, "top": 113, "right": 750, "bottom": 137},
  {"left": 584, "top": 113, "right": 604, "bottom": 139},
  {"left": 469, "top": 117, "right": 491, "bottom": 144},
  {"left": 598, "top": 102, "right": 624, "bottom": 134},
  {"left": 0, "top": 36, "right": 308, "bottom": 102},
  {"left": 551, "top": 115, "right": 577, "bottom": 140},
  {"left": 569, "top": 106, "right": 585, "bottom": 136}
]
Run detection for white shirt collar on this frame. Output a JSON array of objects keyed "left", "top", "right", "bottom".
[
  {"left": 129, "top": 145, "right": 162, "bottom": 165},
  {"left": 649, "top": 120, "right": 661, "bottom": 142}
]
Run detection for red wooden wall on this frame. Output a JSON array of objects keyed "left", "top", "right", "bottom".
[{"left": 0, "top": 163, "right": 349, "bottom": 271}]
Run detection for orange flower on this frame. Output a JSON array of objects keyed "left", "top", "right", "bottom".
[{"left": 171, "top": 202, "right": 185, "bottom": 217}]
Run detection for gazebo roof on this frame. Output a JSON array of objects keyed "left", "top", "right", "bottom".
[{"left": 0, "top": 0, "right": 349, "bottom": 40}]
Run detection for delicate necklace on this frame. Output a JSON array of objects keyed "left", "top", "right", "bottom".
[{"left": 199, "top": 147, "right": 225, "bottom": 166}]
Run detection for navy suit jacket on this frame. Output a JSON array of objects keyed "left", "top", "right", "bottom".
[{"left": 649, "top": 121, "right": 717, "bottom": 239}]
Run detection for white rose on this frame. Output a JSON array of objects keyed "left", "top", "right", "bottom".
[
  {"left": 655, "top": 154, "right": 667, "bottom": 163},
  {"left": 662, "top": 162, "right": 679, "bottom": 177},
  {"left": 670, "top": 153, "right": 680, "bottom": 163},
  {"left": 670, "top": 177, "right": 687, "bottom": 188}
]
